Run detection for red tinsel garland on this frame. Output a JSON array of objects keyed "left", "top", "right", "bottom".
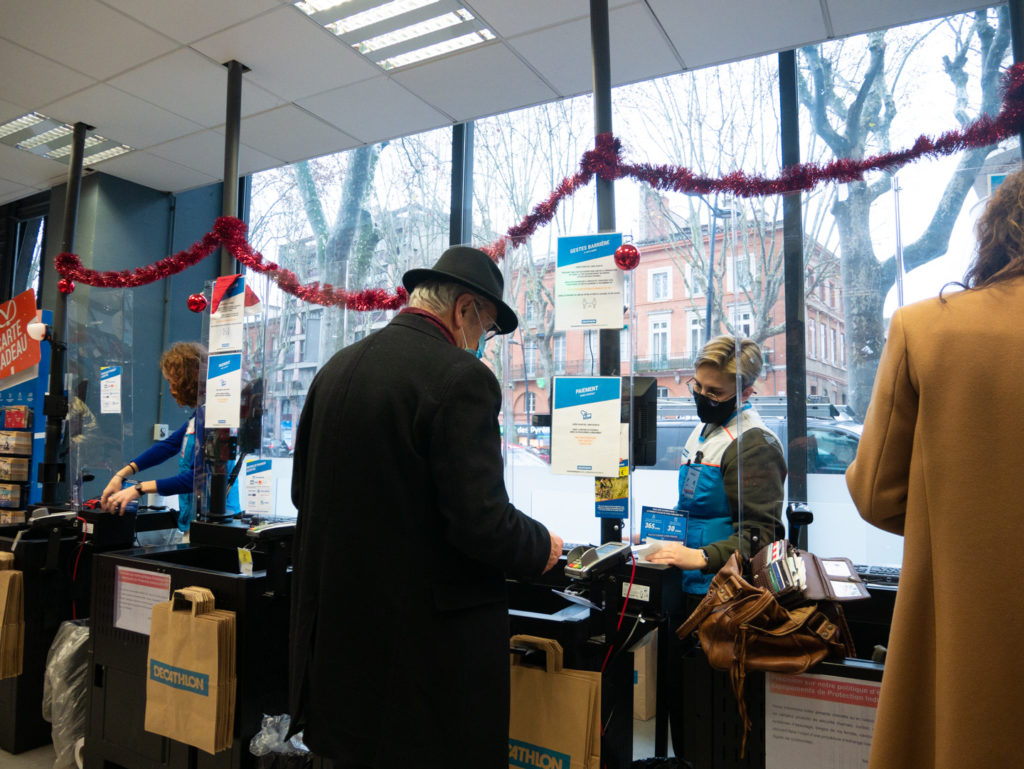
[{"left": 55, "top": 63, "right": 1024, "bottom": 310}]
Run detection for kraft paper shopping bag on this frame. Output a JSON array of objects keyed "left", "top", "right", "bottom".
[
  {"left": 509, "top": 634, "right": 601, "bottom": 769},
  {"left": 144, "top": 586, "right": 236, "bottom": 754}
]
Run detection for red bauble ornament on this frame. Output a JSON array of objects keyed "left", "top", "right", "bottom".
[
  {"left": 58, "top": 278, "right": 75, "bottom": 294},
  {"left": 187, "top": 293, "right": 208, "bottom": 313},
  {"left": 614, "top": 243, "right": 640, "bottom": 271}
]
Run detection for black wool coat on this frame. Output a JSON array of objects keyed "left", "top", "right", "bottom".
[{"left": 288, "top": 312, "right": 552, "bottom": 768}]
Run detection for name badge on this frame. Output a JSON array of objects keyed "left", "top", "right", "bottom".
[{"left": 681, "top": 465, "right": 702, "bottom": 498}]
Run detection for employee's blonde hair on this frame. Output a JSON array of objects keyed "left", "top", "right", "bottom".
[{"left": 694, "top": 335, "right": 762, "bottom": 390}]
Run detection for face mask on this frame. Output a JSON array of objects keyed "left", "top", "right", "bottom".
[
  {"left": 460, "top": 303, "right": 489, "bottom": 359},
  {"left": 693, "top": 391, "right": 737, "bottom": 425}
]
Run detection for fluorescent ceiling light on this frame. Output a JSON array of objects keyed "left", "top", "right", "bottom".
[
  {"left": 296, "top": 0, "right": 491, "bottom": 69},
  {"left": 324, "top": 0, "right": 439, "bottom": 36},
  {"left": 0, "top": 112, "right": 133, "bottom": 166},
  {"left": 0, "top": 113, "right": 45, "bottom": 140},
  {"left": 17, "top": 125, "right": 73, "bottom": 151},
  {"left": 377, "top": 28, "right": 493, "bottom": 69}
]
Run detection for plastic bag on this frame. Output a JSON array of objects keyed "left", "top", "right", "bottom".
[
  {"left": 249, "top": 714, "right": 311, "bottom": 769},
  {"left": 42, "top": 619, "right": 90, "bottom": 769}
]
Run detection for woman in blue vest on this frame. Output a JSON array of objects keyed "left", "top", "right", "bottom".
[
  {"left": 647, "top": 335, "right": 787, "bottom": 759},
  {"left": 100, "top": 342, "right": 238, "bottom": 531}
]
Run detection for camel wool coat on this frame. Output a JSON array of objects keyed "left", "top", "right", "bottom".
[{"left": 846, "top": 276, "right": 1024, "bottom": 769}]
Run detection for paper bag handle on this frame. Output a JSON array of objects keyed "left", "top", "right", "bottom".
[
  {"left": 172, "top": 586, "right": 216, "bottom": 616},
  {"left": 510, "top": 634, "right": 564, "bottom": 673}
]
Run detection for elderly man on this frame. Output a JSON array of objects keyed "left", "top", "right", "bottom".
[{"left": 289, "top": 246, "right": 563, "bottom": 769}]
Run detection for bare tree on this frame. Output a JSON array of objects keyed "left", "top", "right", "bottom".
[
  {"left": 473, "top": 98, "right": 595, "bottom": 394},
  {"left": 615, "top": 59, "right": 838, "bottom": 348},
  {"left": 799, "top": 8, "right": 1011, "bottom": 415}
]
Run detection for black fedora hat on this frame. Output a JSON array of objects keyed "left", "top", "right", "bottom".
[{"left": 403, "top": 246, "right": 518, "bottom": 334}]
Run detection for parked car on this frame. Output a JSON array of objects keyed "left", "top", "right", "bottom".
[
  {"left": 262, "top": 437, "right": 291, "bottom": 457},
  {"left": 653, "top": 397, "right": 862, "bottom": 474}
]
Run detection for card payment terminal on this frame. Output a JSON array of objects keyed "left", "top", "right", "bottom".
[{"left": 564, "top": 541, "right": 631, "bottom": 580}]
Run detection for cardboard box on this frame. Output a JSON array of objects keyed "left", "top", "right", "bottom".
[
  {"left": 0, "top": 484, "right": 20, "bottom": 509},
  {"left": 2, "top": 407, "right": 30, "bottom": 430},
  {"left": 0, "top": 431, "right": 31, "bottom": 456},
  {"left": 633, "top": 632, "right": 658, "bottom": 720},
  {"left": 0, "top": 457, "right": 29, "bottom": 482}
]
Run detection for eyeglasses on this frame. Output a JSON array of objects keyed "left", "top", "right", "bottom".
[
  {"left": 474, "top": 302, "right": 502, "bottom": 341},
  {"left": 686, "top": 378, "right": 731, "bottom": 407}
]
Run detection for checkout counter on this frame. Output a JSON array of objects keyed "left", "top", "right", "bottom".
[
  {"left": 82, "top": 518, "right": 292, "bottom": 769},
  {"left": 508, "top": 541, "right": 684, "bottom": 767},
  {"left": 0, "top": 507, "right": 177, "bottom": 754}
]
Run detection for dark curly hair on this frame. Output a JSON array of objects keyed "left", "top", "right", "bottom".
[
  {"left": 963, "top": 167, "right": 1024, "bottom": 289},
  {"left": 159, "top": 342, "right": 207, "bottom": 408}
]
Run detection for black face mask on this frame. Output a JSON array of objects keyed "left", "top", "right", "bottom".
[{"left": 693, "top": 391, "right": 737, "bottom": 425}]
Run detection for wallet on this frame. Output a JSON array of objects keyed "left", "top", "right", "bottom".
[{"left": 751, "top": 539, "right": 869, "bottom": 604}]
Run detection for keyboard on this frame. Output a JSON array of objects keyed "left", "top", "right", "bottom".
[{"left": 853, "top": 564, "right": 901, "bottom": 585}]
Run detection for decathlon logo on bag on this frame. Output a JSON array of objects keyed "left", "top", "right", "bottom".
[
  {"left": 149, "top": 660, "right": 210, "bottom": 695},
  {"left": 509, "top": 740, "right": 571, "bottom": 769}
]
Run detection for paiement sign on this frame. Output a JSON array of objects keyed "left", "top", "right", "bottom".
[{"left": 0, "top": 289, "right": 41, "bottom": 379}]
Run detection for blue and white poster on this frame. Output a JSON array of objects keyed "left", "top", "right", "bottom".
[
  {"left": 555, "top": 233, "right": 624, "bottom": 331},
  {"left": 100, "top": 365, "right": 122, "bottom": 414},
  {"left": 245, "top": 457, "right": 273, "bottom": 518},
  {"left": 551, "top": 376, "right": 621, "bottom": 477},
  {"left": 205, "top": 353, "right": 242, "bottom": 428}
]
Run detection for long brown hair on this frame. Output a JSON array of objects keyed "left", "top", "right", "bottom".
[
  {"left": 159, "top": 342, "right": 206, "bottom": 408},
  {"left": 963, "top": 168, "right": 1024, "bottom": 289}
]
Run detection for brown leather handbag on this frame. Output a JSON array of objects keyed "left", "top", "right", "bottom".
[{"left": 676, "top": 550, "right": 855, "bottom": 754}]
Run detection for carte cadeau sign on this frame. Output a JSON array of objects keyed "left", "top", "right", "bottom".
[{"left": 0, "top": 289, "right": 41, "bottom": 379}]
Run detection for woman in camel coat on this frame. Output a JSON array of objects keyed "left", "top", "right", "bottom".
[{"left": 846, "top": 168, "right": 1024, "bottom": 769}]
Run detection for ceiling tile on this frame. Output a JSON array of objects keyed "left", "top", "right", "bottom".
[
  {"left": 0, "top": 179, "right": 41, "bottom": 207},
  {"left": 241, "top": 106, "right": 360, "bottom": 163},
  {"left": 191, "top": 5, "right": 381, "bottom": 101},
  {"left": 0, "top": 144, "right": 69, "bottom": 191},
  {"left": 42, "top": 84, "right": 204, "bottom": 149},
  {"left": 827, "top": 0, "right": 986, "bottom": 38},
  {"left": 102, "top": 0, "right": 281, "bottom": 45},
  {"left": 0, "top": 0, "right": 178, "bottom": 80},
  {"left": 510, "top": 5, "right": 679, "bottom": 97},
  {"left": 109, "top": 48, "right": 285, "bottom": 128},
  {"left": 297, "top": 78, "right": 450, "bottom": 144},
  {"left": 0, "top": 97, "right": 26, "bottom": 125},
  {"left": 0, "top": 39, "right": 95, "bottom": 111},
  {"left": 465, "top": 0, "right": 636, "bottom": 39},
  {"left": 650, "top": 0, "right": 829, "bottom": 69},
  {"left": 391, "top": 42, "right": 558, "bottom": 122},
  {"left": 148, "top": 129, "right": 284, "bottom": 177},
  {"left": 91, "top": 150, "right": 220, "bottom": 194}
]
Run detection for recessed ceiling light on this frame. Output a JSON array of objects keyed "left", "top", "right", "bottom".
[
  {"left": 0, "top": 113, "right": 133, "bottom": 165},
  {"left": 295, "top": 0, "right": 491, "bottom": 69}
]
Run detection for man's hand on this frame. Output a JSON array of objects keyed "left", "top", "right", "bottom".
[{"left": 543, "top": 531, "right": 564, "bottom": 573}]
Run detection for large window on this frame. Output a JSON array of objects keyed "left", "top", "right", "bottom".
[
  {"left": 796, "top": 6, "right": 1013, "bottom": 566},
  {"left": 242, "top": 4, "right": 1013, "bottom": 560},
  {"left": 245, "top": 127, "right": 453, "bottom": 516}
]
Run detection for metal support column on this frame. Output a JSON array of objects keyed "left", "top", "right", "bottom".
[
  {"left": 779, "top": 50, "right": 809, "bottom": 517},
  {"left": 450, "top": 122, "right": 474, "bottom": 245},
  {"left": 220, "top": 60, "right": 247, "bottom": 276},
  {"left": 590, "top": 0, "right": 622, "bottom": 547},
  {"left": 39, "top": 122, "right": 90, "bottom": 505},
  {"left": 207, "top": 60, "right": 248, "bottom": 520}
]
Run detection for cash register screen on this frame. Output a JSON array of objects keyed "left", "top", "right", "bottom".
[{"left": 640, "top": 506, "right": 687, "bottom": 542}]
